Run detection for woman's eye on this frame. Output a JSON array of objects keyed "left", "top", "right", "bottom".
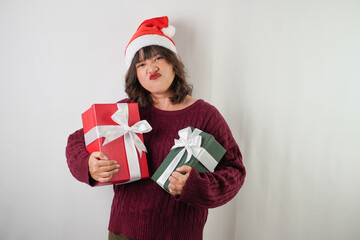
[
  {"left": 136, "top": 63, "right": 145, "bottom": 68},
  {"left": 154, "top": 56, "right": 163, "bottom": 61}
]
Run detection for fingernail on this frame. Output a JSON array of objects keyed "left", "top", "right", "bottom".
[{"left": 116, "top": 164, "right": 120, "bottom": 168}]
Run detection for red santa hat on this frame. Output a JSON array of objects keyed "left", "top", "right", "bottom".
[{"left": 125, "top": 16, "right": 177, "bottom": 68}]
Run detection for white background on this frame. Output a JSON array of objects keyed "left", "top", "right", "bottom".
[{"left": 1, "top": 0, "right": 359, "bottom": 239}]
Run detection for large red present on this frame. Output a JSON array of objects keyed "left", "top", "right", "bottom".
[{"left": 81, "top": 103, "right": 152, "bottom": 186}]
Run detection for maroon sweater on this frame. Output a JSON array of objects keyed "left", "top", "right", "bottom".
[{"left": 66, "top": 99, "right": 246, "bottom": 240}]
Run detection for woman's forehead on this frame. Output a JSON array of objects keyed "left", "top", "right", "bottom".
[{"left": 137, "top": 47, "right": 159, "bottom": 62}]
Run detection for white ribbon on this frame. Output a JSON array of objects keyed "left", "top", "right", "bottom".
[
  {"left": 84, "top": 103, "right": 152, "bottom": 181},
  {"left": 156, "top": 127, "right": 219, "bottom": 188}
]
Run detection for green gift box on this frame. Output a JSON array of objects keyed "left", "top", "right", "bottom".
[{"left": 151, "top": 126, "right": 226, "bottom": 193}]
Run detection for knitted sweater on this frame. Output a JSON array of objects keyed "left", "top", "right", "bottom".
[{"left": 66, "top": 99, "right": 246, "bottom": 240}]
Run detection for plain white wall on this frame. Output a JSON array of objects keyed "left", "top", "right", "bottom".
[{"left": 1, "top": 0, "right": 359, "bottom": 239}]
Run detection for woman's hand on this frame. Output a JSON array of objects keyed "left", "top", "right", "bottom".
[
  {"left": 168, "top": 165, "right": 192, "bottom": 196},
  {"left": 88, "top": 152, "right": 119, "bottom": 183}
]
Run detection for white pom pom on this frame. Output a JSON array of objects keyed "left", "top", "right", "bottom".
[{"left": 161, "top": 25, "right": 176, "bottom": 38}]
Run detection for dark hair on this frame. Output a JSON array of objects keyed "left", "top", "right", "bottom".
[{"left": 125, "top": 45, "right": 192, "bottom": 109}]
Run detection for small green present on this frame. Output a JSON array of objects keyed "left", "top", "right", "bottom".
[{"left": 151, "top": 126, "right": 226, "bottom": 193}]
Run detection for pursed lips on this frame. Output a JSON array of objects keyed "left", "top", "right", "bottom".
[{"left": 149, "top": 73, "right": 161, "bottom": 80}]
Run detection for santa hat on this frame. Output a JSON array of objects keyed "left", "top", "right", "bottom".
[{"left": 125, "top": 16, "right": 177, "bottom": 68}]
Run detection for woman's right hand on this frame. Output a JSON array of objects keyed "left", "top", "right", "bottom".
[{"left": 88, "top": 152, "right": 119, "bottom": 183}]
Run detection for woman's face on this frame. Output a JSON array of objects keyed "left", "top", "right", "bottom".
[{"left": 135, "top": 49, "right": 175, "bottom": 96}]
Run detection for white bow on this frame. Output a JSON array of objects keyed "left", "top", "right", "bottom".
[
  {"left": 172, "top": 127, "right": 203, "bottom": 163},
  {"left": 110, "top": 104, "right": 152, "bottom": 158},
  {"left": 156, "top": 127, "right": 204, "bottom": 188}
]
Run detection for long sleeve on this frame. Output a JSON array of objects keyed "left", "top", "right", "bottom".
[
  {"left": 177, "top": 106, "right": 246, "bottom": 209},
  {"left": 65, "top": 128, "right": 96, "bottom": 186}
]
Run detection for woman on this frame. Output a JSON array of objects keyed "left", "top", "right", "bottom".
[{"left": 66, "top": 16, "right": 246, "bottom": 240}]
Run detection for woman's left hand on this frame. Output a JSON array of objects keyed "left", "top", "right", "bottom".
[{"left": 168, "top": 165, "right": 192, "bottom": 196}]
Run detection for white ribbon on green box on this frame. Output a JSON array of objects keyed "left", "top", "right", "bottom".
[{"left": 155, "top": 127, "right": 222, "bottom": 189}]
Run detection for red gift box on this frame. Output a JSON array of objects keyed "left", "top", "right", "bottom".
[{"left": 81, "top": 103, "right": 151, "bottom": 186}]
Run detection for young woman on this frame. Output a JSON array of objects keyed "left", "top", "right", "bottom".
[{"left": 66, "top": 16, "right": 246, "bottom": 240}]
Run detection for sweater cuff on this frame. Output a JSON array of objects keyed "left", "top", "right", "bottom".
[
  {"left": 176, "top": 167, "right": 206, "bottom": 207},
  {"left": 78, "top": 151, "right": 98, "bottom": 186},
  {"left": 82, "top": 153, "right": 99, "bottom": 187},
  {"left": 74, "top": 150, "right": 98, "bottom": 187}
]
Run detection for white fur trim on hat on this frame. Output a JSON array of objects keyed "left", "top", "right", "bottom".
[{"left": 125, "top": 34, "right": 177, "bottom": 68}]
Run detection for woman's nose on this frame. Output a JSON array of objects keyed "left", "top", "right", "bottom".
[{"left": 147, "top": 63, "right": 158, "bottom": 74}]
